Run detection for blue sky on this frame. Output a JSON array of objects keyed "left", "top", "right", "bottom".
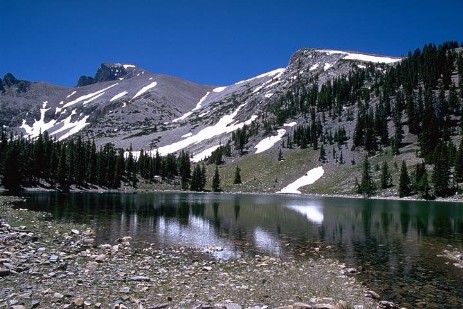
[{"left": 1, "top": 0, "right": 462, "bottom": 87}]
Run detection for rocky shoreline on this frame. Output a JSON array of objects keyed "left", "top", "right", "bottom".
[{"left": 0, "top": 195, "right": 398, "bottom": 309}]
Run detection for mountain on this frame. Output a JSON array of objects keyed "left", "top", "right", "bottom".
[
  {"left": 0, "top": 49, "right": 400, "bottom": 151},
  {"left": 1, "top": 42, "right": 462, "bottom": 198}
]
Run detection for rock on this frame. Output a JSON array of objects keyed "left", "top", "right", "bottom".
[
  {"left": 378, "top": 301, "right": 399, "bottom": 309},
  {"left": 149, "top": 304, "right": 168, "bottom": 309},
  {"left": 49, "top": 254, "right": 59, "bottom": 263},
  {"left": 202, "top": 266, "right": 212, "bottom": 271},
  {"left": 82, "top": 238, "right": 95, "bottom": 245},
  {"left": 71, "top": 229, "right": 80, "bottom": 235},
  {"left": 225, "top": 303, "right": 242, "bottom": 309},
  {"left": 293, "top": 303, "right": 313, "bottom": 309},
  {"left": 95, "top": 254, "right": 106, "bottom": 263},
  {"left": 84, "top": 300, "right": 91, "bottom": 306},
  {"left": 53, "top": 292, "right": 64, "bottom": 299},
  {"left": 86, "top": 261, "right": 98, "bottom": 271},
  {"left": 10, "top": 305, "right": 26, "bottom": 309},
  {"left": 0, "top": 268, "right": 11, "bottom": 276},
  {"left": 314, "top": 304, "right": 334, "bottom": 309},
  {"left": 31, "top": 300, "right": 40, "bottom": 308},
  {"left": 99, "top": 244, "right": 112, "bottom": 250},
  {"left": 119, "top": 287, "right": 130, "bottom": 293},
  {"left": 73, "top": 297, "right": 84, "bottom": 307},
  {"left": 336, "top": 300, "right": 348, "bottom": 309},
  {"left": 366, "top": 290, "right": 380, "bottom": 299},
  {"left": 130, "top": 275, "right": 151, "bottom": 281}
]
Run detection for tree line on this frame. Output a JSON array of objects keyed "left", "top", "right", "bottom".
[
  {"left": 358, "top": 137, "right": 463, "bottom": 198},
  {"left": 0, "top": 129, "right": 220, "bottom": 192}
]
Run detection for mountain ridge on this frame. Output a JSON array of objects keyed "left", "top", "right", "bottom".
[{"left": 1, "top": 42, "right": 462, "bottom": 199}]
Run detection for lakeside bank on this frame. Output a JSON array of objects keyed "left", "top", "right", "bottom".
[{"left": 0, "top": 195, "right": 386, "bottom": 309}]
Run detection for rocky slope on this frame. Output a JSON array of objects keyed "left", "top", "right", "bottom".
[{"left": 1, "top": 49, "right": 400, "bottom": 154}]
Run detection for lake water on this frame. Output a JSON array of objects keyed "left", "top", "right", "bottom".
[{"left": 15, "top": 192, "right": 463, "bottom": 307}]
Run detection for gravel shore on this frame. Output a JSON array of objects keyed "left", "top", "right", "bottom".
[{"left": 0, "top": 196, "right": 384, "bottom": 309}]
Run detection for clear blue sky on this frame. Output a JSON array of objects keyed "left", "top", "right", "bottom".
[{"left": 1, "top": 0, "right": 462, "bottom": 87}]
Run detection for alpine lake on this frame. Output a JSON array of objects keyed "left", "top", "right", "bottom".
[{"left": 13, "top": 192, "right": 463, "bottom": 308}]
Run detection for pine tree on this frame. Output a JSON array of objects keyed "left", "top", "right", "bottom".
[
  {"left": 200, "top": 164, "right": 207, "bottom": 190},
  {"left": 432, "top": 142, "right": 451, "bottom": 196},
  {"left": 57, "top": 144, "right": 69, "bottom": 191},
  {"left": 212, "top": 165, "right": 221, "bottom": 192},
  {"left": 2, "top": 142, "right": 22, "bottom": 191},
  {"left": 417, "top": 168, "right": 431, "bottom": 198},
  {"left": 319, "top": 144, "right": 326, "bottom": 162},
  {"left": 233, "top": 166, "right": 242, "bottom": 184},
  {"left": 126, "top": 144, "right": 137, "bottom": 187},
  {"left": 357, "top": 155, "right": 376, "bottom": 196},
  {"left": 380, "top": 161, "right": 393, "bottom": 189},
  {"left": 398, "top": 160, "right": 411, "bottom": 197},
  {"left": 278, "top": 148, "right": 283, "bottom": 161},
  {"left": 455, "top": 138, "right": 463, "bottom": 183}
]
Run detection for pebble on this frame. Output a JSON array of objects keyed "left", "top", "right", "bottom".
[{"left": 0, "top": 196, "right": 380, "bottom": 309}]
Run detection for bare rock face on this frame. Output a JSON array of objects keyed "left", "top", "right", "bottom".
[{"left": 94, "top": 63, "right": 128, "bottom": 83}]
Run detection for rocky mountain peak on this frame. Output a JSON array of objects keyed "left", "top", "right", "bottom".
[{"left": 76, "top": 63, "right": 141, "bottom": 87}]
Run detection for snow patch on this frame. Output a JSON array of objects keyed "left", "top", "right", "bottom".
[
  {"left": 66, "top": 91, "right": 76, "bottom": 99},
  {"left": 254, "top": 129, "right": 286, "bottom": 154},
  {"left": 21, "top": 101, "right": 57, "bottom": 138},
  {"left": 123, "top": 64, "right": 135, "bottom": 69},
  {"left": 318, "top": 49, "right": 401, "bottom": 64},
  {"left": 309, "top": 63, "right": 319, "bottom": 71},
  {"left": 277, "top": 166, "right": 324, "bottom": 194},
  {"left": 343, "top": 53, "right": 401, "bottom": 64},
  {"left": 182, "top": 132, "right": 193, "bottom": 138},
  {"left": 110, "top": 91, "right": 128, "bottom": 102},
  {"left": 150, "top": 103, "right": 257, "bottom": 156},
  {"left": 50, "top": 114, "right": 90, "bottom": 141},
  {"left": 213, "top": 86, "right": 226, "bottom": 93},
  {"left": 192, "top": 145, "right": 221, "bottom": 163},
  {"left": 172, "top": 91, "right": 211, "bottom": 123},
  {"left": 324, "top": 63, "right": 333, "bottom": 71},
  {"left": 235, "top": 68, "right": 285, "bottom": 85},
  {"left": 283, "top": 122, "right": 297, "bottom": 127},
  {"left": 62, "top": 83, "right": 118, "bottom": 108},
  {"left": 264, "top": 93, "right": 273, "bottom": 98},
  {"left": 131, "top": 82, "right": 157, "bottom": 101}
]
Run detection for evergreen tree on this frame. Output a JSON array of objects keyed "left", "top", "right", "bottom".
[
  {"left": 417, "top": 168, "right": 431, "bottom": 198},
  {"left": 200, "top": 164, "right": 207, "bottom": 190},
  {"left": 319, "top": 144, "right": 326, "bottom": 162},
  {"left": 432, "top": 142, "right": 452, "bottom": 196},
  {"left": 357, "top": 155, "right": 376, "bottom": 196},
  {"left": 126, "top": 145, "right": 137, "bottom": 187},
  {"left": 379, "top": 161, "right": 393, "bottom": 189},
  {"left": 178, "top": 150, "right": 191, "bottom": 189},
  {"left": 57, "top": 144, "right": 69, "bottom": 191},
  {"left": 398, "top": 160, "right": 411, "bottom": 197},
  {"left": 212, "top": 165, "right": 221, "bottom": 192},
  {"left": 233, "top": 166, "right": 242, "bottom": 184},
  {"left": 190, "top": 164, "right": 202, "bottom": 191},
  {"left": 2, "top": 142, "right": 22, "bottom": 191},
  {"left": 455, "top": 138, "right": 463, "bottom": 183}
]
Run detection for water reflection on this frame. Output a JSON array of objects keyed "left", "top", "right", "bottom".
[
  {"left": 286, "top": 200, "right": 324, "bottom": 224},
  {"left": 16, "top": 192, "right": 463, "bottom": 307}
]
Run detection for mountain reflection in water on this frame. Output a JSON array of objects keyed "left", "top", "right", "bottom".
[{"left": 16, "top": 192, "right": 463, "bottom": 308}]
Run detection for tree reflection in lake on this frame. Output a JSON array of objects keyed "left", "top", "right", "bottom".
[{"left": 17, "top": 192, "right": 463, "bottom": 307}]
